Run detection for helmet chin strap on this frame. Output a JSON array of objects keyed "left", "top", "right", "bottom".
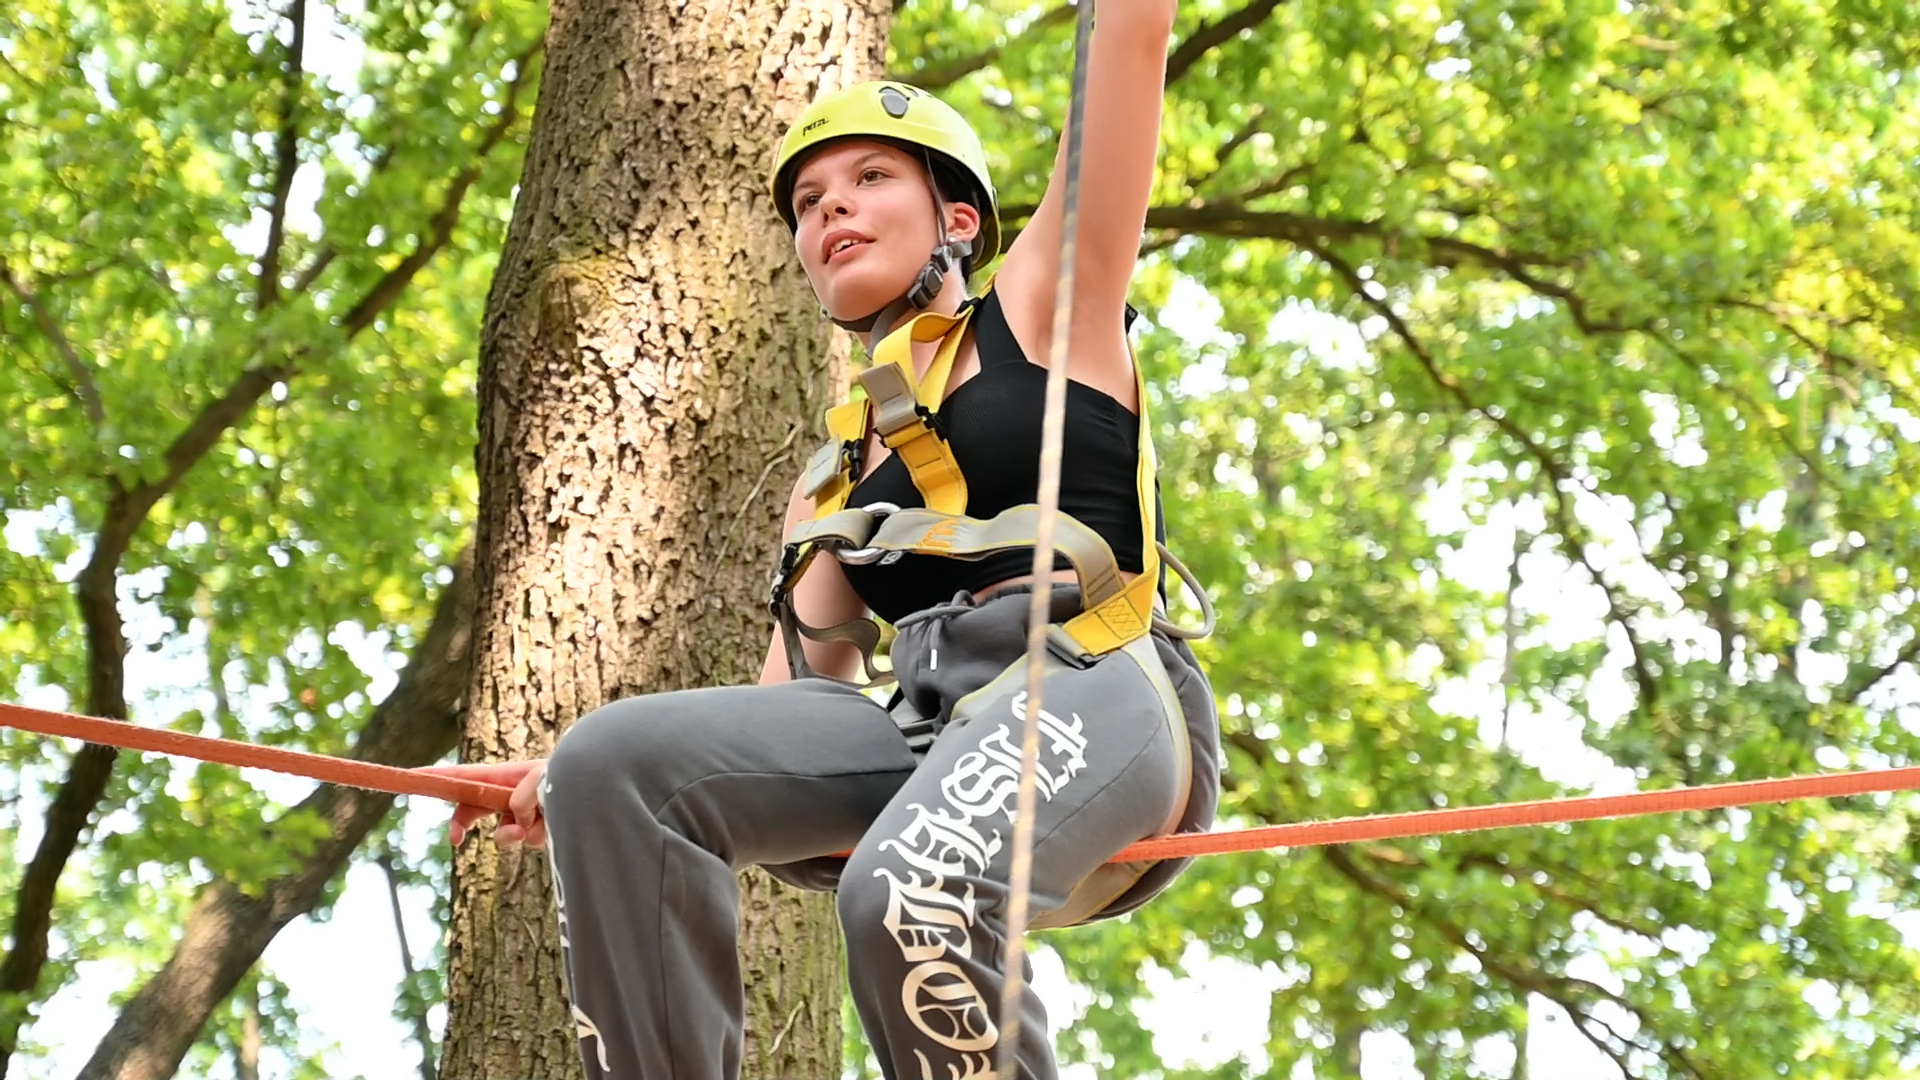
[
  {"left": 831, "top": 153, "right": 973, "bottom": 345},
  {"left": 830, "top": 240, "right": 970, "bottom": 340}
]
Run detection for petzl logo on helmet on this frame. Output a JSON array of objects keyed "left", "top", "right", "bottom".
[
  {"left": 802, "top": 117, "right": 829, "bottom": 135},
  {"left": 879, "top": 86, "right": 911, "bottom": 118}
]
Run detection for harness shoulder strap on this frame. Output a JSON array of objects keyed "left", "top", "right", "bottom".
[
  {"left": 1058, "top": 348, "right": 1162, "bottom": 658},
  {"left": 799, "top": 304, "right": 978, "bottom": 520},
  {"left": 848, "top": 305, "right": 976, "bottom": 515},
  {"left": 803, "top": 399, "right": 871, "bottom": 516}
]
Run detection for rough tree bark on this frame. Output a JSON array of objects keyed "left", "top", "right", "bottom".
[
  {"left": 439, "top": 0, "right": 889, "bottom": 1076},
  {"left": 75, "top": 549, "right": 474, "bottom": 1080}
]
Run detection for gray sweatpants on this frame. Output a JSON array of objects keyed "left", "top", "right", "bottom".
[{"left": 538, "top": 586, "right": 1219, "bottom": 1080}]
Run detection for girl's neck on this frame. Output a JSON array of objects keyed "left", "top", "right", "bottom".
[{"left": 859, "top": 277, "right": 971, "bottom": 359}]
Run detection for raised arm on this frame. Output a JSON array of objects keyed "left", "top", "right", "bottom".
[{"left": 990, "top": 0, "right": 1177, "bottom": 408}]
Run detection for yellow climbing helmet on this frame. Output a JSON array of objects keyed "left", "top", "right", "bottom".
[{"left": 769, "top": 81, "right": 1002, "bottom": 267}]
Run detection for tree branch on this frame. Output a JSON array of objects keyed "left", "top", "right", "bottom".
[
  {"left": 257, "top": 0, "right": 308, "bottom": 312},
  {"left": 1182, "top": 112, "right": 1269, "bottom": 192},
  {"left": 1551, "top": 996, "right": 1640, "bottom": 1079},
  {"left": 1442, "top": 851, "right": 1669, "bottom": 943},
  {"left": 0, "top": 41, "right": 539, "bottom": 1071},
  {"left": 1324, "top": 844, "right": 1703, "bottom": 1079},
  {"left": 0, "top": 487, "right": 140, "bottom": 1070},
  {"left": 235, "top": 982, "right": 261, "bottom": 1080},
  {"left": 283, "top": 123, "right": 410, "bottom": 300},
  {"left": 1224, "top": 160, "right": 1317, "bottom": 206},
  {"left": 890, "top": 4, "right": 1075, "bottom": 90},
  {"left": 1304, "top": 238, "right": 1670, "bottom": 728},
  {"left": 1278, "top": 239, "right": 1880, "bottom": 734},
  {"left": 337, "top": 38, "right": 539, "bottom": 335},
  {"left": 1562, "top": 520, "right": 1664, "bottom": 720},
  {"left": 1722, "top": 297, "right": 1920, "bottom": 416},
  {"left": 1645, "top": 331, "right": 1837, "bottom": 494},
  {"left": 1163, "top": 0, "right": 1290, "bottom": 88},
  {"left": 1498, "top": 528, "right": 1526, "bottom": 746},
  {"left": 1843, "top": 630, "right": 1920, "bottom": 706},
  {"left": 0, "top": 255, "right": 105, "bottom": 429},
  {"left": 288, "top": 246, "right": 336, "bottom": 295},
  {"left": 996, "top": 201, "right": 1564, "bottom": 270},
  {"left": 60, "top": 34, "right": 543, "bottom": 558},
  {"left": 377, "top": 845, "right": 439, "bottom": 1080},
  {"left": 76, "top": 549, "right": 473, "bottom": 1080}
]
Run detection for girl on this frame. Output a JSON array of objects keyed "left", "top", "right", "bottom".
[{"left": 427, "top": 17, "right": 1217, "bottom": 1077}]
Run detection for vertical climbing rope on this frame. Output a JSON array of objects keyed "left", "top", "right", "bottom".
[{"left": 996, "top": 0, "right": 1098, "bottom": 1074}]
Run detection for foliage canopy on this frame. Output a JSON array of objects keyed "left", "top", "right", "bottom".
[{"left": 5, "top": 0, "right": 1919, "bottom": 1076}]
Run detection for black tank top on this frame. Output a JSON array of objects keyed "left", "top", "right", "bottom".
[{"left": 840, "top": 290, "right": 1152, "bottom": 623}]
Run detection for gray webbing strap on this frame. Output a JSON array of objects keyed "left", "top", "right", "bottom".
[
  {"left": 769, "top": 503, "right": 1133, "bottom": 689},
  {"left": 784, "top": 505, "right": 1126, "bottom": 604}
]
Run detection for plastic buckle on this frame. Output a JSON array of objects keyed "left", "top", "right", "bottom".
[
  {"left": 1044, "top": 624, "right": 1097, "bottom": 669},
  {"left": 913, "top": 403, "right": 946, "bottom": 438},
  {"left": 801, "top": 442, "right": 838, "bottom": 500},
  {"left": 769, "top": 545, "right": 803, "bottom": 612},
  {"left": 893, "top": 713, "right": 941, "bottom": 757}
]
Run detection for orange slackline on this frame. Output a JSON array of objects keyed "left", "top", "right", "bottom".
[
  {"left": 0, "top": 702, "right": 515, "bottom": 814},
  {"left": 5, "top": 700, "right": 1920, "bottom": 862}
]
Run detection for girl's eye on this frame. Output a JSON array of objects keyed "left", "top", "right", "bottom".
[
  {"left": 798, "top": 192, "right": 819, "bottom": 211},
  {"left": 862, "top": 168, "right": 886, "bottom": 183}
]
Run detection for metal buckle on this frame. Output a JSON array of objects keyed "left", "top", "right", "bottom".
[{"left": 836, "top": 501, "right": 901, "bottom": 565}]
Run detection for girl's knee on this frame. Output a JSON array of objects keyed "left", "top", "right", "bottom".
[
  {"left": 837, "top": 843, "right": 981, "bottom": 964},
  {"left": 544, "top": 696, "right": 694, "bottom": 811}
]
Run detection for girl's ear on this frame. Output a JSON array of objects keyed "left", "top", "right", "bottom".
[{"left": 947, "top": 201, "right": 982, "bottom": 248}]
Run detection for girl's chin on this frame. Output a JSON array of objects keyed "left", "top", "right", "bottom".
[{"left": 823, "top": 280, "right": 908, "bottom": 323}]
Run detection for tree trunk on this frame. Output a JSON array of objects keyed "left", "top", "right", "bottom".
[{"left": 439, "top": 0, "right": 889, "bottom": 1074}]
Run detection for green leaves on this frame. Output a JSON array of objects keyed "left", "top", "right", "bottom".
[
  {"left": 4, "top": 0, "right": 1918, "bottom": 1075},
  {"left": 3, "top": 0, "right": 536, "bottom": 1071},
  {"left": 891, "top": 0, "right": 1920, "bottom": 1075}
]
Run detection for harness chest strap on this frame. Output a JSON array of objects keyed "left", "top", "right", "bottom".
[
  {"left": 782, "top": 300, "right": 1183, "bottom": 667},
  {"left": 803, "top": 304, "right": 974, "bottom": 518},
  {"left": 771, "top": 502, "right": 1213, "bottom": 685}
]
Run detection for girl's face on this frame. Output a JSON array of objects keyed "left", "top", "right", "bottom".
[{"left": 790, "top": 139, "right": 979, "bottom": 322}]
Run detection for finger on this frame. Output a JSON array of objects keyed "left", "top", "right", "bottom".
[
  {"left": 509, "top": 789, "right": 540, "bottom": 831},
  {"left": 449, "top": 819, "right": 467, "bottom": 847},
  {"left": 417, "top": 762, "right": 532, "bottom": 786},
  {"left": 495, "top": 822, "right": 525, "bottom": 848},
  {"left": 525, "top": 819, "right": 548, "bottom": 849},
  {"left": 452, "top": 804, "right": 492, "bottom": 831},
  {"left": 510, "top": 768, "right": 544, "bottom": 830}
]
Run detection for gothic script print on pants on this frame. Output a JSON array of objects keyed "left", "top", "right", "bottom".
[{"left": 873, "top": 692, "right": 1091, "bottom": 1080}]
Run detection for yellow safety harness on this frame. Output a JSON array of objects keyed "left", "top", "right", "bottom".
[{"left": 768, "top": 292, "right": 1214, "bottom": 686}]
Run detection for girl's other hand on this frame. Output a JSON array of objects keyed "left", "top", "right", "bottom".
[{"left": 416, "top": 759, "right": 550, "bottom": 848}]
